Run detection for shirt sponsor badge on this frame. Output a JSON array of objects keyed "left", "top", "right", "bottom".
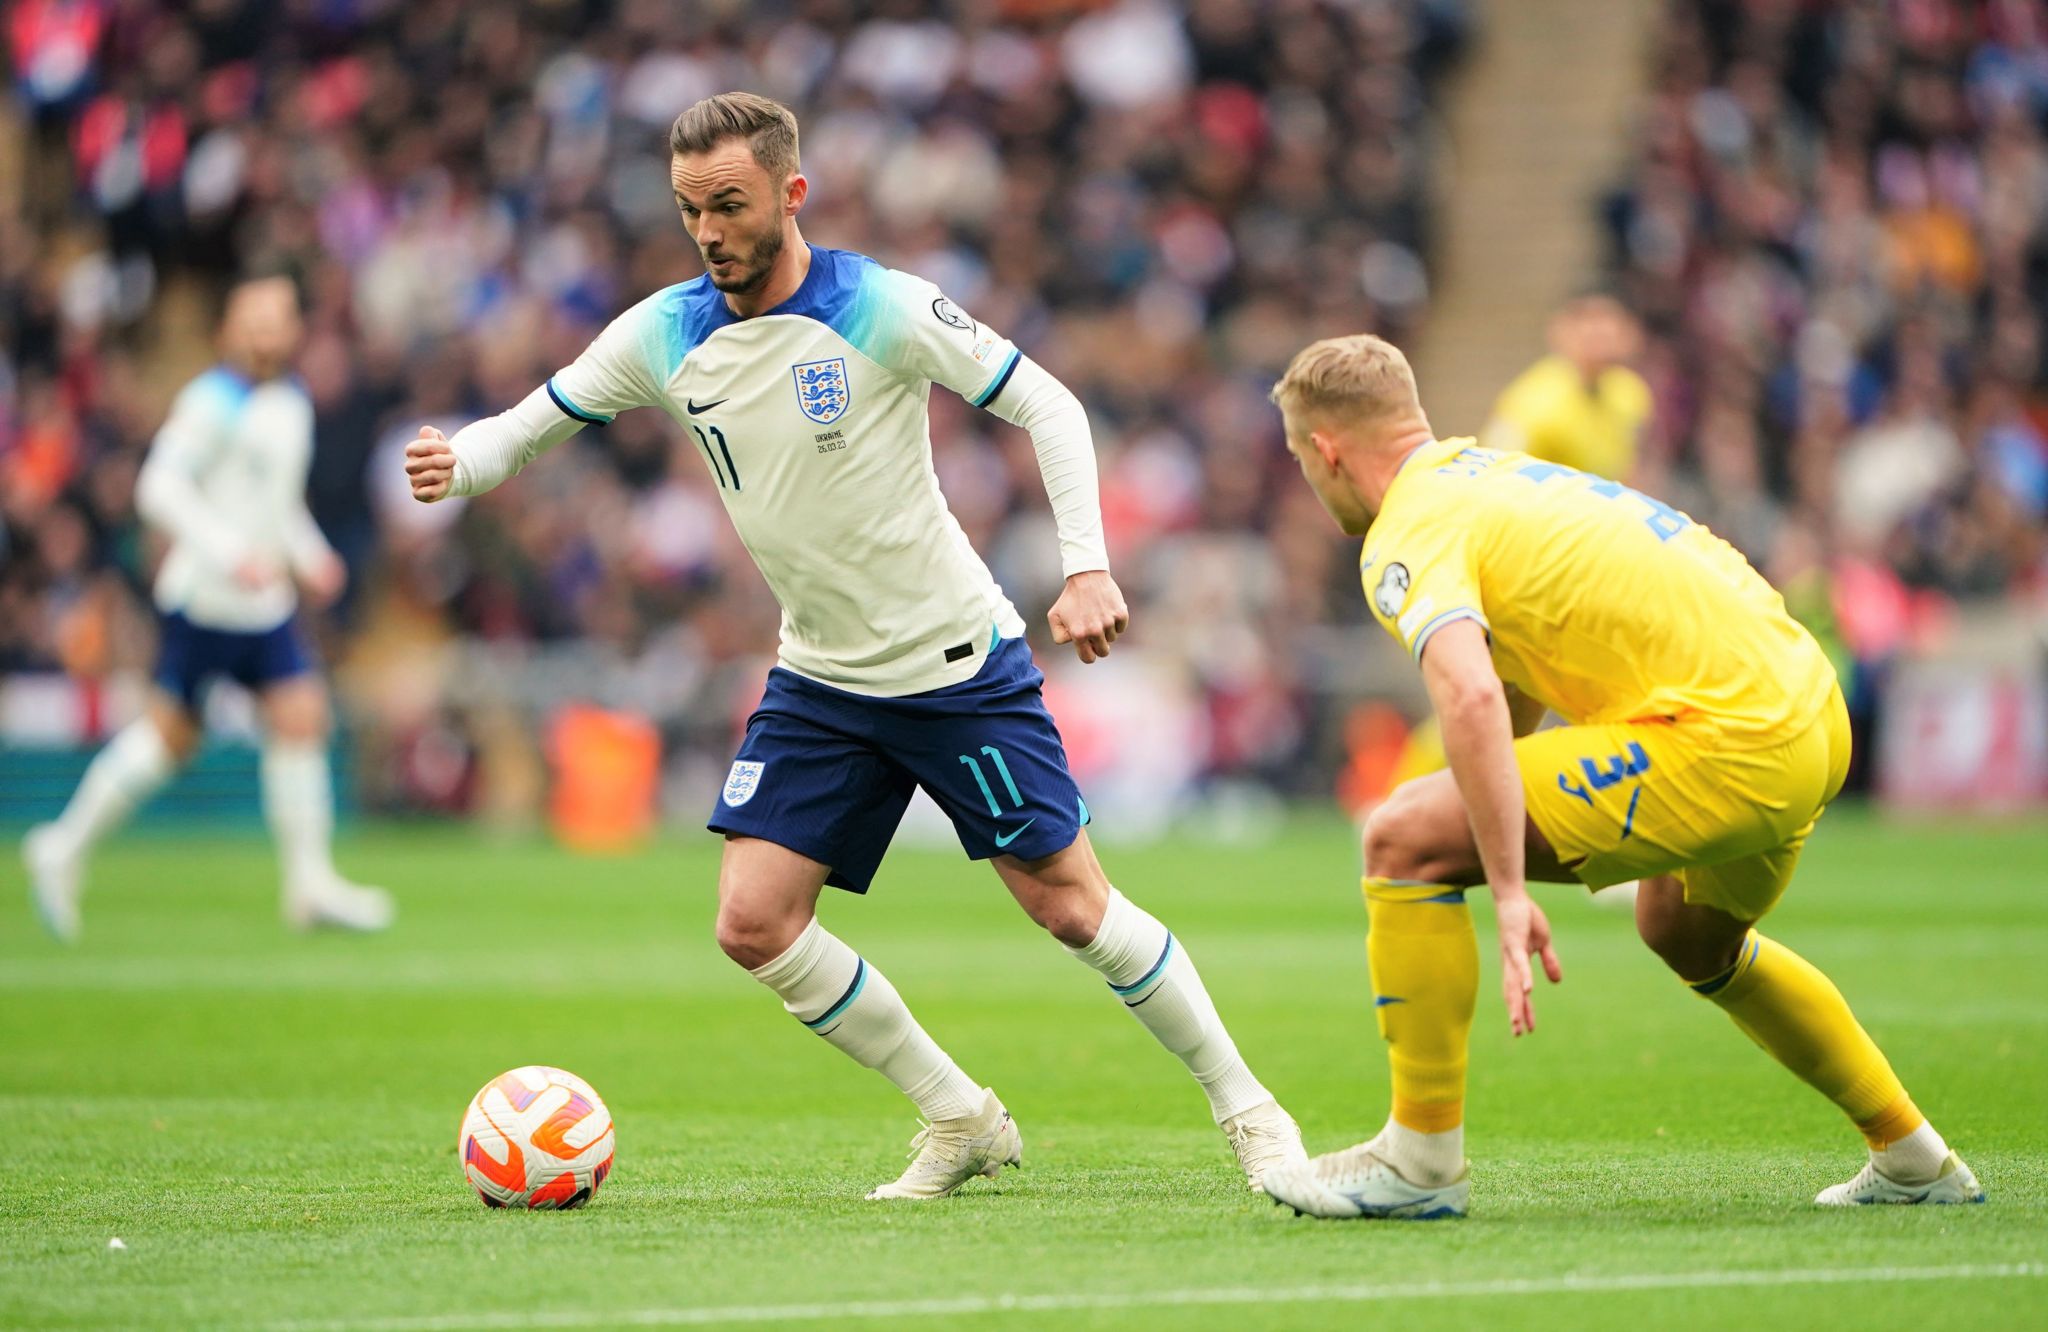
[{"left": 792, "top": 358, "right": 850, "bottom": 425}]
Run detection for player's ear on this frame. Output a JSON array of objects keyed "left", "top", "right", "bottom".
[
  {"left": 784, "top": 172, "right": 808, "bottom": 217},
  {"left": 1308, "top": 427, "right": 1343, "bottom": 471}
]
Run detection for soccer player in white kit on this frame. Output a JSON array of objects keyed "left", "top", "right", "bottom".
[
  {"left": 405, "top": 93, "right": 1304, "bottom": 1200},
  {"left": 24, "top": 277, "right": 393, "bottom": 941}
]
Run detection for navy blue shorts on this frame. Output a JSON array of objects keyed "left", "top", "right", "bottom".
[
  {"left": 153, "top": 610, "right": 315, "bottom": 711},
  {"left": 707, "top": 636, "right": 1091, "bottom": 893}
]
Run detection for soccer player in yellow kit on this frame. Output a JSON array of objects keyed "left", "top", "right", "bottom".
[
  {"left": 1380, "top": 294, "right": 1650, "bottom": 818},
  {"left": 1259, "top": 334, "right": 1983, "bottom": 1219},
  {"left": 1485, "top": 292, "right": 1651, "bottom": 484}
]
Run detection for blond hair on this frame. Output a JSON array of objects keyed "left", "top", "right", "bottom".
[
  {"left": 1269, "top": 334, "right": 1422, "bottom": 434},
  {"left": 670, "top": 92, "right": 801, "bottom": 180}
]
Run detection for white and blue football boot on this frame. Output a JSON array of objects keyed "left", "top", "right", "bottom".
[
  {"left": 1815, "top": 1151, "right": 1984, "bottom": 1206},
  {"left": 1262, "top": 1141, "right": 1469, "bottom": 1219}
]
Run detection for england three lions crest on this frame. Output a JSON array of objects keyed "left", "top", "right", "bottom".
[
  {"left": 723, "top": 760, "right": 765, "bottom": 807},
  {"left": 792, "top": 358, "right": 850, "bottom": 425}
]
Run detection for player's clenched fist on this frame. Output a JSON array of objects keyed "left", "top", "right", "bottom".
[
  {"left": 405, "top": 426, "right": 457, "bottom": 502},
  {"left": 1047, "top": 569, "right": 1130, "bottom": 664}
]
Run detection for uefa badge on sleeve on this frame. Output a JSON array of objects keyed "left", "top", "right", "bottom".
[
  {"left": 791, "top": 358, "right": 850, "bottom": 425},
  {"left": 1373, "top": 562, "right": 1411, "bottom": 618},
  {"left": 723, "top": 760, "right": 765, "bottom": 807}
]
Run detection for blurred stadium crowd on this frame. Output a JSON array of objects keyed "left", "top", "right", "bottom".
[
  {"left": 1, "top": 0, "right": 2043, "bottom": 819},
  {"left": 1608, "top": 0, "right": 2048, "bottom": 689}
]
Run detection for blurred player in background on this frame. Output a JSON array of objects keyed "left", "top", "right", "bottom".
[
  {"left": 1484, "top": 291, "right": 1651, "bottom": 483},
  {"left": 1260, "top": 334, "right": 1980, "bottom": 1219},
  {"left": 405, "top": 93, "right": 1303, "bottom": 1201},
  {"left": 23, "top": 277, "right": 394, "bottom": 941}
]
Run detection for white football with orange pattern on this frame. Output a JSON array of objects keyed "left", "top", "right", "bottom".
[{"left": 459, "top": 1066, "right": 615, "bottom": 1209}]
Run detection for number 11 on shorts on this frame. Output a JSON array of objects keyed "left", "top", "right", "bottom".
[{"left": 959, "top": 746, "right": 1022, "bottom": 816}]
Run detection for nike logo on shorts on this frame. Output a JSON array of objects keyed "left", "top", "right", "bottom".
[
  {"left": 994, "top": 819, "right": 1035, "bottom": 848},
  {"left": 687, "top": 397, "right": 728, "bottom": 414}
]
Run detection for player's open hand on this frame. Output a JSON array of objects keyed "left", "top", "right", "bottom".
[
  {"left": 1492, "top": 885, "right": 1563, "bottom": 1037},
  {"left": 405, "top": 426, "right": 457, "bottom": 502},
  {"left": 1048, "top": 570, "right": 1130, "bottom": 664}
]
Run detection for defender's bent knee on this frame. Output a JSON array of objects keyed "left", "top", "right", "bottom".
[
  {"left": 1363, "top": 791, "right": 1442, "bottom": 883},
  {"left": 1635, "top": 875, "right": 1746, "bottom": 982}
]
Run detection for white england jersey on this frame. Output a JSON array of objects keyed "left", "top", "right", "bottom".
[
  {"left": 534, "top": 245, "right": 1075, "bottom": 697},
  {"left": 136, "top": 367, "right": 333, "bottom": 632}
]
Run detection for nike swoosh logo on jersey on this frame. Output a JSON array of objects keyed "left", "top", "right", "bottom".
[
  {"left": 993, "top": 819, "right": 1035, "bottom": 848},
  {"left": 687, "top": 397, "right": 728, "bottom": 414}
]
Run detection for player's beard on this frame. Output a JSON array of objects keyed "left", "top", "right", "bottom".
[{"left": 705, "top": 227, "right": 785, "bottom": 296}]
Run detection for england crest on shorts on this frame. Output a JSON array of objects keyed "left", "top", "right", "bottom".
[
  {"left": 791, "top": 358, "right": 850, "bottom": 425},
  {"left": 723, "top": 760, "right": 765, "bottom": 807}
]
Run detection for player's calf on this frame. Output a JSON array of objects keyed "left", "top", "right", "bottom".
[{"left": 1002, "top": 841, "right": 1303, "bottom": 1185}]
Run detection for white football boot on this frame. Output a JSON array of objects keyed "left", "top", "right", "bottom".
[
  {"left": 1815, "top": 1151, "right": 1984, "bottom": 1206},
  {"left": 1262, "top": 1140, "right": 1469, "bottom": 1219},
  {"left": 865, "top": 1087, "right": 1021, "bottom": 1200},
  {"left": 284, "top": 875, "right": 395, "bottom": 933},
  {"left": 22, "top": 824, "right": 83, "bottom": 944},
  {"left": 1222, "top": 1099, "right": 1307, "bottom": 1191}
]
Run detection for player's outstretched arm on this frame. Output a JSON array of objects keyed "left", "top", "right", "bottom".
[
  {"left": 405, "top": 387, "right": 586, "bottom": 504},
  {"left": 1420, "top": 619, "right": 1562, "bottom": 1037},
  {"left": 411, "top": 295, "right": 668, "bottom": 504}
]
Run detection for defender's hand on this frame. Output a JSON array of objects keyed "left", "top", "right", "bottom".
[
  {"left": 299, "top": 552, "right": 346, "bottom": 608},
  {"left": 1047, "top": 570, "right": 1129, "bottom": 664},
  {"left": 405, "top": 426, "right": 456, "bottom": 502},
  {"left": 1492, "top": 885, "right": 1562, "bottom": 1037},
  {"left": 232, "top": 555, "right": 283, "bottom": 590}
]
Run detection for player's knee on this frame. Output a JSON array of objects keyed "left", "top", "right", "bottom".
[
  {"left": 1635, "top": 890, "right": 1743, "bottom": 981},
  {"left": 714, "top": 901, "right": 805, "bottom": 971},
  {"left": 148, "top": 700, "right": 202, "bottom": 764},
  {"left": 1027, "top": 893, "right": 1102, "bottom": 948},
  {"left": 1362, "top": 797, "right": 1431, "bottom": 883},
  {"left": 263, "top": 682, "right": 329, "bottom": 743}
]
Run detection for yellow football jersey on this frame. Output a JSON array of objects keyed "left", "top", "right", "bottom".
[
  {"left": 1487, "top": 355, "right": 1650, "bottom": 481},
  {"left": 1362, "top": 438, "right": 1835, "bottom": 746}
]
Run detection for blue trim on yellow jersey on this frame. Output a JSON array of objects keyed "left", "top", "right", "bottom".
[{"left": 546, "top": 377, "right": 612, "bottom": 425}]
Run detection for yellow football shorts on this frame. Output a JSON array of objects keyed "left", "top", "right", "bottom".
[{"left": 1517, "top": 684, "right": 1851, "bottom": 921}]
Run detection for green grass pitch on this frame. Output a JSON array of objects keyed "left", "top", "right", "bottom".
[{"left": 3, "top": 808, "right": 2044, "bottom": 1329}]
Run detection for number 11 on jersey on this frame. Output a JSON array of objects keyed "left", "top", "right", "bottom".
[{"left": 693, "top": 423, "right": 740, "bottom": 490}]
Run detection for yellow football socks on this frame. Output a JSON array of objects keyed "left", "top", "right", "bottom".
[
  {"left": 1364, "top": 877, "right": 1477, "bottom": 1134},
  {"left": 1689, "top": 931, "right": 1926, "bottom": 1149}
]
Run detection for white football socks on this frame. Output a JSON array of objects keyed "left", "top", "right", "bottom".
[
  {"left": 1873, "top": 1120, "right": 1950, "bottom": 1184},
  {"left": 1374, "top": 1118, "right": 1465, "bottom": 1186},
  {"left": 52, "top": 718, "right": 176, "bottom": 851},
  {"left": 751, "top": 918, "right": 985, "bottom": 1123},
  {"left": 1067, "top": 888, "right": 1271, "bottom": 1124},
  {"left": 261, "top": 740, "right": 337, "bottom": 892}
]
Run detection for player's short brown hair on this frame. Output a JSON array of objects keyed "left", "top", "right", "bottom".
[
  {"left": 669, "top": 92, "right": 800, "bottom": 181},
  {"left": 1269, "top": 334, "right": 1422, "bottom": 434}
]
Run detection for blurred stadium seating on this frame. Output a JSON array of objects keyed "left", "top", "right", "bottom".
[{"left": 1, "top": 0, "right": 2042, "bottom": 828}]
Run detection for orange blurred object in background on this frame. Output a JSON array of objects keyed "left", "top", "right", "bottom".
[{"left": 547, "top": 705, "right": 659, "bottom": 854}]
